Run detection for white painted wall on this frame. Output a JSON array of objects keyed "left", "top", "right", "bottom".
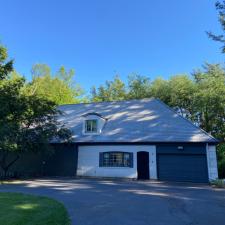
[
  {"left": 77, "top": 145, "right": 157, "bottom": 179},
  {"left": 206, "top": 145, "right": 218, "bottom": 181}
]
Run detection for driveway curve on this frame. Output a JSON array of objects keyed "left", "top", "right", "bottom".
[{"left": 0, "top": 178, "right": 225, "bottom": 225}]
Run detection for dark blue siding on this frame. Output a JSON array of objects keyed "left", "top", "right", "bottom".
[
  {"left": 0, "top": 144, "right": 78, "bottom": 178},
  {"left": 43, "top": 144, "right": 78, "bottom": 176},
  {"left": 157, "top": 143, "right": 208, "bottom": 183}
]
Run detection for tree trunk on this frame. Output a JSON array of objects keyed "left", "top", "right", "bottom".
[{"left": 0, "top": 152, "right": 20, "bottom": 180}]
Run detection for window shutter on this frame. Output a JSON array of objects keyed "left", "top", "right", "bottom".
[
  {"left": 99, "top": 152, "right": 103, "bottom": 167},
  {"left": 130, "top": 153, "right": 133, "bottom": 168}
]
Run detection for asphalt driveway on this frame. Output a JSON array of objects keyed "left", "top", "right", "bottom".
[{"left": 0, "top": 178, "right": 225, "bottom": 225}]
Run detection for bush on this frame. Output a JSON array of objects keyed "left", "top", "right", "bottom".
[
  {"left": 217, "top": 143, "right": 225, "bottom": 178},
  {"left": 218, "top": 158, "right": 225, "bottom": 178},
  {"left": 211, "top": 179, "right": 225, "bottom": 188}
]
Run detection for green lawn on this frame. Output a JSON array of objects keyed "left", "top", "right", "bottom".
[{"left": 0, "top": 192, "right": 70, "bottom": 225}]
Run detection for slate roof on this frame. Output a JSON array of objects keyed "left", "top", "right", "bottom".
[{"left": 57, "top": 98, "right": 218, "bottom": 143}]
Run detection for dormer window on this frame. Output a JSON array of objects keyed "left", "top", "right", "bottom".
[
  {"left": 85, "top": 119, "right": 98, "bottom": 133},
  {"left": 82, "top": 112, "right": 107, "bottom": 135}
]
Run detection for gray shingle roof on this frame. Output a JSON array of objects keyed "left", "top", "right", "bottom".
[{"left": 57, "top": 98, "right": 217, "bottom": 143}]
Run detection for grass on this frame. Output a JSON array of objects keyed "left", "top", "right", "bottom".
[
  {"left": 0, "top": 179, "right": 23, "bottom": 184},
  {"left": 0, "top": 192, "right": 70, "bottom": 225}
]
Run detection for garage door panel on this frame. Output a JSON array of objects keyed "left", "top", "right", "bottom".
[{"left": 158, "top": 154, "right": 208, "bottom": 183}]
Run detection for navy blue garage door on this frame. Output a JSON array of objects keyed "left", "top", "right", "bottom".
[{"left": 157, "top": 154, "right": 208, "bottom": 183}]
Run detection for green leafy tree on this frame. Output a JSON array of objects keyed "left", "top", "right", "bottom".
[
  {"left": 207, "top": 1, "right": 225, "bottom": 53},
  {"left": 27, "top": 64, "right": 84, "bottom": 104},
  {"left": 217, "top": 144, "right": 225, "bottom": 178},
  {"left": 149, "top": 76, "right": 197, "bottom": 119},
  {"left": 0, "top": 45, "right": 13, "bottom": 80},
  {"left": 127, "top": 74, "right": 151, "bottom": 99},
  {"left": 0, "top": 46, "right": 71, "bottom": 177},
  {"left": 149, "top": 78, "right": 171, "bottom": 104},
  {"left": 91, "top": 75, "right": 126, "bottom": 102},
  {"left": 168, "top": 75, "right": 196, "bottom": 118},
  {"left": 192, "top": 64, "right": 225, "bottom": 138}
]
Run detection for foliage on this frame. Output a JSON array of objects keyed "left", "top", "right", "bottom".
[
  {"left": 0, "top": 193, "right": 70, "bottom": 225},
  {"left": 0, "top": 46, "right": 72, "bottom": 177},
  {"left": 211, "top": 178, "right": 225, "bottom": 188},
  {"left": 192, "top": 64, "right": 225, "bottom": 138},
  {"left": 0, "top": 45, "right": 13, "bottom": 80},
  {"left": 91, "top": 75, "right": 126, "bottom": 102},
  {"left": 167, "top": 75, "right": 196, "bottom": 118},
  {"left": 217, "top": 143, "right": 225, "bottom": 178},
  {"left": 27, "top": 64, "right": 84, "bottom": 104},
  {"left": 207, "top": 1, "right": 225, "bottom": 53},
  {"left": 149, "top": 78, "right": 171, "bottom": 104},
  {"left": 127, "top": 74, "right": 151, "bottom": 99},
  {"left": 145, "top": 75, "right": 196, "bottom": 119}
]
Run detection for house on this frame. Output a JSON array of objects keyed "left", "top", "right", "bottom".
[{"left": 56, "top": 98, "right": 218, "bottom": 183}]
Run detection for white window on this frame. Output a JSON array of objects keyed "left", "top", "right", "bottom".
[
  {"left": 100, "top": 152, "right": 133, "bottom": 167},
  {"left": 85, "top": 119, "right": 98, "bottom": 133}
]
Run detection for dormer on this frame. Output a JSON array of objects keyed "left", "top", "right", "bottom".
[{"left": 82, "top": 112, "right": 107, "bottom": 135}]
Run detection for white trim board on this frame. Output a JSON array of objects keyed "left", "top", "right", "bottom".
[{"left": 206, "top": 144, "right": 218, "bottom": 181}]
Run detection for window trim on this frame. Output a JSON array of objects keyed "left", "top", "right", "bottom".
[
  {"left": 99, "top": 151, "right": 133, "bottom": 168},
  {"left": 85, "top": 119, "right": 98, "bottom": 133}
]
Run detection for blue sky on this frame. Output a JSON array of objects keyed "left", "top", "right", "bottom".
[{"left": 0, "top": 0, "right": 224, "bottom": 93}]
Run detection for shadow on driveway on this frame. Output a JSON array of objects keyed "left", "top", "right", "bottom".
[{"left": 1, "top": 178, "right": 225, "bottom": 225}]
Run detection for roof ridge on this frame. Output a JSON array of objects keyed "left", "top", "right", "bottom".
[
  {"left": 154, "top": 98, "right": 219, "bottom": 143},
  {"left": 58, "top": 97, "right": 155, "bottom": 107}
]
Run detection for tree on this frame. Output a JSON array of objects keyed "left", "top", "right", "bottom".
[
  {"left": 127, "top": 74, "right": 151, "bottom": 99},
  {"left": 91, "top": 75, "right": 127, "bottom": 102},
  {"left": 0, "top": 45, "right": 13, "bottom": 80},
  {"left": 192, "top": 64, "right": 225, "bottom": 138},
  {"left": 0, "top": 46, "right": 72, "bottom": 177},
  {"left": 168, "top": 75, "right": 196, "bottom": 118},
  {"left": 217, "top": 144, "right": 225, "bottom": 178},
  {"left": 27, "top": 64, "right": 84, "bottom": 104},
  {"left": 207, "top": 1, "right": 225, "bottom": 53},
  {"left": 149, "top": 78, "right": 171, "bottom": 104}
]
